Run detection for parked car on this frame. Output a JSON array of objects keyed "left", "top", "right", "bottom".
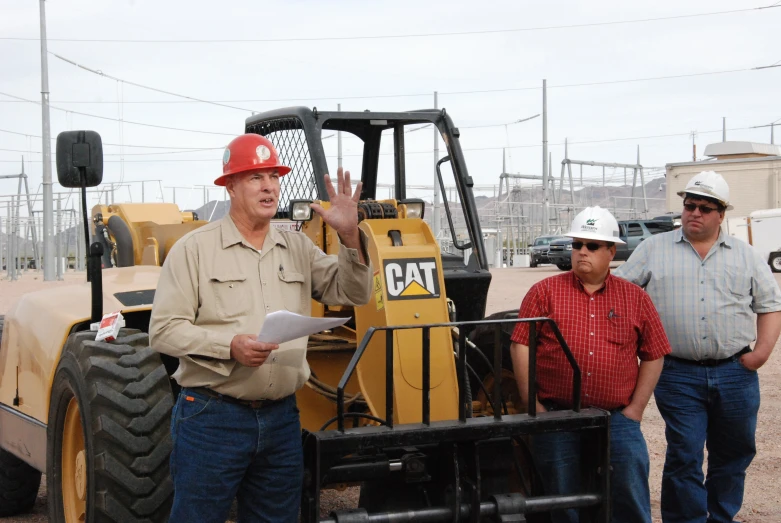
[
  {"left": 547, "top": 237, "right": 574, "bottom": 270},
  {"left": 652, "top": 213, "right": 682, "bottom": 229},
  {"left": 614, "top": 219, "right": 674, "bottom": 261},
  {"left": 530, "top": 235, "right": 567, "bottom": 267},
  {"left": 548, "top": 219, "right": 675, "bottom": 270}
]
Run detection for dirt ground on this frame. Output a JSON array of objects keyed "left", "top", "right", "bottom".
[{"left": 1, "top": 266, "right": 780, "bottom": 522}]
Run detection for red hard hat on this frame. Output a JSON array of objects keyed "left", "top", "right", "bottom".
[{"left": 215, "top": 134, "right": 291, "bottom": 186}]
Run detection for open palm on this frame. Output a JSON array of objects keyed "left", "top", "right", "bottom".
[{"left": 310, "top": 167, "right": 362, "bottom": 237}]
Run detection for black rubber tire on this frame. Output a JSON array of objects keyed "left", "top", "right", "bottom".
[
  {"left": 0, "top": 448, "right": 42, "bottom": 517},
  {"left": 530, "top": 261, "right": 538, "bottom": 268},
  {"left": 769, "top": 252, "right": 781, "bottom": 273},
  {"left": 47, "top": 328, "right": 174, "bottom": 522},
  {"left": 0, "top": 314, "right": 44, "bottom": 518},
  {"left": 556, "top": 264, "right": 571, "bottom": 271}
]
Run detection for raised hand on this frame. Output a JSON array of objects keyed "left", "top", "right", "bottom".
[{"left": 310, "top": 167, "right": 362, "bottom": 242}]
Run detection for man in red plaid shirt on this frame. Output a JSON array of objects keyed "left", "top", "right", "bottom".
[{"left": 510, "top": 206, "right": 671, "bottom": 523}]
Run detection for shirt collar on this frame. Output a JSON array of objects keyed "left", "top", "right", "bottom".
[
  {"left": 677, "top": 226, "right": 733, "bottom": 249},
  {"left": 220, "top": 214, "right": 288, "bottom": 250},
  {"left": 570, "top": 270, "right": 612, "bottom": 294}
]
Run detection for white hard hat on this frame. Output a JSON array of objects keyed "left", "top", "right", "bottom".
[
  {"left": 565, "top": 206, "right": 626, "bottom": 244},
  {"left": 677, "top": 170, "right": 732, "bottom": 210}
]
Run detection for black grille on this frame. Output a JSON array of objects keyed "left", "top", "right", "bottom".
[{"left": 246, "top": 118, "right": 317, "bottom": 217}]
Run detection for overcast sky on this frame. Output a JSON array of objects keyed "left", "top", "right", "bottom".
[{"left": 1, "top": 0, "right": 779, "bottom": 212}]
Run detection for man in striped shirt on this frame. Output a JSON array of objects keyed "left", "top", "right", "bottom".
[
  {"left": 614, "top": 171, "right": 781, "bottom": 523},
  {"left": 511, "top": 206, "right": 671, "bottom": 523}
]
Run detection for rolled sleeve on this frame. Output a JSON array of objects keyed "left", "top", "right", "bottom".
[
  {"left": 636, "top": 292, "right": 672, "bottom": 361},
  {"left": 750, "top": 249, "right": 781, "bottom": 314}
]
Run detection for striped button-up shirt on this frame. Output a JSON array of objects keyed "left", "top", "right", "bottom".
[{"left": 613, "top": 229, "right": 781, "bottom": 361}]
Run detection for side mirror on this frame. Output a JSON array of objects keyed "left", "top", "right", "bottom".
[{"left": 56, "top": 130, "right": 103, "bottom": 188}]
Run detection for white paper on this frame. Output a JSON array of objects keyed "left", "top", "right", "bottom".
[{"left": 257, "top": 310, "right": 350, "bottom": 344}]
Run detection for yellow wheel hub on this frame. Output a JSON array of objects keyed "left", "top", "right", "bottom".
[{"left": 62, "top": 397, "right": 87, "bottom": 522}]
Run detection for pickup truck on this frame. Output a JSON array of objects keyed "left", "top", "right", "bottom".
[
  {"left": 529, "top": 235, "right": 567, "bottom": 267},
  {"left": 547, "top": 219, "right": 674, "bottom": 270}
]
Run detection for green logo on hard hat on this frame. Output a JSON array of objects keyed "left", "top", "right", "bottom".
[
  {"left": 222, "top": 148, "right": 231, "bottom": 165},
  {"left": 585, "top": 219, "right": 598, "bottom": 226}
]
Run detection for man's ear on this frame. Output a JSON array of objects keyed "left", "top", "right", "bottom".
[{"left": 224, "top": 176, "right": 235, "bottom": 197}]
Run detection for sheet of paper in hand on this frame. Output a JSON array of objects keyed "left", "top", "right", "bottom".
[{"left": 257, "top": 310, "right": 350, "bottom": 344}]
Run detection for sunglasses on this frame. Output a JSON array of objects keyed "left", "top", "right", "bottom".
[
  {"left": 683, "top": 203, "right": 719, "bottom": 214},
  {"left": 571, "top": 241, "right": 607, "bottom": 251}
]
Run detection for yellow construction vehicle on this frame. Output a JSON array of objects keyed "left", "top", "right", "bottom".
[
  {"left": 0, "top": 111, "right": 610, "bottom": 522},
  {"left": 90, "top": 202, "right": 206, "bottom": 269}
]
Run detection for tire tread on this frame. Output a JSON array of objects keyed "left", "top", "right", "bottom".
[{"left": 50, "top": 327, "right": 173, "bottom": 522}]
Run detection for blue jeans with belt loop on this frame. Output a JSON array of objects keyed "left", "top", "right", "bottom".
[
  {"left": 654, "top": 356, "right": 760, "bottom": 523},
  {"left": 169, "top": 388, "right": 303, "bottom": 523},
  {"left": 533, "top": 408, "right": 651, "bottom": 523}
]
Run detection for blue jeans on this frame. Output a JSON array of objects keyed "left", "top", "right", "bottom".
[
  {"left": 654, "top": 357, "right": 759, "bottom": 523},
  {"left": 169, "top": 388, "right": 303, "bottom": 523},
  {"left": 533, "top": 409, "right": 651, "bottom": 523}
]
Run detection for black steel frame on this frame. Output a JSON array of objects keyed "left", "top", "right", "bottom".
[
  {"left": 245, "top": 106, "right": 489, "bottom": 272},
  {"left": 301, "top": 317, "right": 611, "bottom": 523}
]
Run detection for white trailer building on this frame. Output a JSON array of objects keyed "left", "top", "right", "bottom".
[{"left": 666, "top": 142, "right": 781, "bottom": 218}]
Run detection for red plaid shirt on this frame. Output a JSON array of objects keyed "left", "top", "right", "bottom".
[{"left": 510, "top": 272, "right": 670, "bottom": 410}]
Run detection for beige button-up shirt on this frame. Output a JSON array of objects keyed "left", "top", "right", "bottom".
[{"left": 149, "top": 214, "right": 372, "bottom": 400}]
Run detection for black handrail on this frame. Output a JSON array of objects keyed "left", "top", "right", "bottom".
[{"left": 335, "top": 317, "right": 582, "bottom": 432}]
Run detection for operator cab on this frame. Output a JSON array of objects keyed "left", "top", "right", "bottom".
[{"left": 244, "top": 107, "right": 491, "bottom": 322}]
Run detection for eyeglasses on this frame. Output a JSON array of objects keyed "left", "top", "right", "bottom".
[
  {"left": 683, "top": 203, "right": 719, "bottom": 214},
  {"left": 571, "top": 241, "right": 607, "bottom": 251}
]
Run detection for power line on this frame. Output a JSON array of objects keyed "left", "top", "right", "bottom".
[
  {"left": 443, "top": 65, "right": 781, "bottom": 95},
  {"left": 1, "top": 63, "right": 777, "bottom": 107},
  {"left": 0, "top": 147, "right": 38, "bottom": 154},
  {"left": 1, "top": 5, "right": 777, "bottom": 43},
  {"left": 51, "top": 53, "right": 257, "bottom": 113},
  {"left": 1, "top": 125, "right": 758, "bottom": 164},
  {"left": 0, "top": 91, "right": 238, "bottom": 137}
]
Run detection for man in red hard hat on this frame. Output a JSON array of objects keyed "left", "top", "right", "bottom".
[{"left": 150, "top": 133, "right": 372, "bottom": 522}]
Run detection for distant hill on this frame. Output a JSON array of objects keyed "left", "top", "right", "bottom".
[{"left": 5, "top": 177, "right": 666, "bottom": 263}]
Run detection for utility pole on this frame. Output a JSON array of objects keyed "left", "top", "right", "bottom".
[
  {"left": 40, "top": 0, "right": 55, "bottom": 280},
  {"left": 433, "top": 91, "right": 441, "bottom": 239},
  {"left": 541, "top": 79, "right": 549, "bottom": 235},
  {"left": 337, "top": 103, "right": 343, "bottom": 169}
]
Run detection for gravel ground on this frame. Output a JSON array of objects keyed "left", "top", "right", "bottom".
[{"left": 2, "top": 266, "right": 780, "bottom": 522}]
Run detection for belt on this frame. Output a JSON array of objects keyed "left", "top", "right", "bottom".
[
  {"left": 541, "top": 400, "right": 622, "bottom": 413},
  {"left": 186, "top": 387, "right": 286, "bottom": 409},
  {"left": 665, "top": 346, "right": 751, "bottom": 367}
]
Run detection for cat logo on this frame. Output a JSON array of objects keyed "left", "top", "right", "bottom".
[{"left": 383, "top": 258, "right": 440, "bottom": 300}]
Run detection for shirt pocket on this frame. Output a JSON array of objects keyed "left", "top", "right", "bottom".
[
  {"left": 606, "top": 317, "right": 634, "bottom": 347},
  {"left": 210, "top": 272, "right": 250, "bottom": 320},
  {"left": 278, "top": 270, "right": 306, "bottom": 312},
  {"left": 724, "top": 268, "right": 752, "bottom": 298}
]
